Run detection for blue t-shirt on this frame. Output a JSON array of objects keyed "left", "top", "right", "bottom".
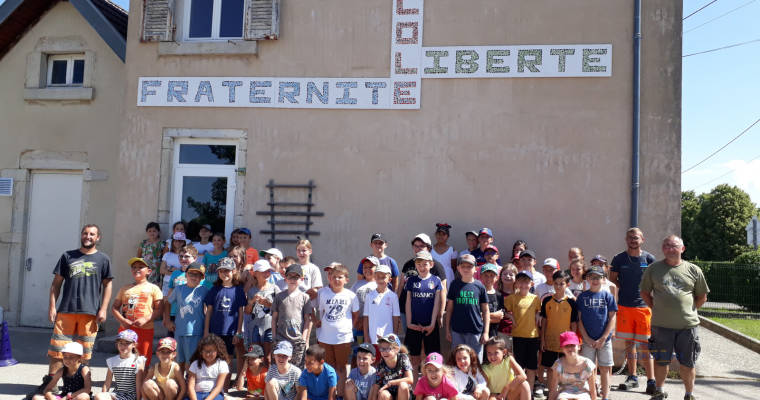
[
  {"left": 357, "top": 255, "right": 399, "bottom": 277},
  {"left": 204, "top": 285, "right": 247, "bottom": 335},
  {"left": 168, "top": 284, "right": 209, "bottom": 336},
  {"left": 348, "top": 367, "right": 376, "bottom": 400},
  {"left": 202, "top": 251, "right": 228, "bottom": 288},
  {"left": 469, "top": 248, "right": 486, "bottom": 266},
  {"left": 446, "top": 279, "right": 488, "bottom": 334},
  {"left": 576, "top": 289, "right": 618, "bottom": 341},
  {"left": 610, "top": 250, "right": 655, "bottom": 308},
  {"left": 405, "top": 274, "right": 442, "bottom": 326},
  {"left": 168, "top": 270, "right": 187, "bottom": 316},
  {"left": 298, "top": 363, "right": 337, "bottom": 400}
]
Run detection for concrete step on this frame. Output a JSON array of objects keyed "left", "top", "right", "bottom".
[{"left": 94, "top": 320, "right": 169, "bottom": 353}]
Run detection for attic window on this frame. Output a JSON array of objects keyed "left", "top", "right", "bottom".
[{"left": 47, "top": 54, "right": 85, "bottom": 86}]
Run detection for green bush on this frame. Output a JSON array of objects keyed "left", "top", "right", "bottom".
[
  {"left": 734, "top": 249, "right": 760, "bottom": 266},
  {"left": 695, "top": 261, "right": 760, "bottom": 312}
]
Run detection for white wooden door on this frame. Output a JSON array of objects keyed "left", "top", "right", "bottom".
[{"left": 20, "top": 172, "right": 83, "bottom": 327}]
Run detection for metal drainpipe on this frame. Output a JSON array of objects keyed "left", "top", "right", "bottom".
[{"left": 631, "top": 0, "right": 642, "bottom": 227}]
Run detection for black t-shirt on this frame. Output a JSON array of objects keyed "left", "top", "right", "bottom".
[
  {"left": 399, "top": 258, "right": 446, "bottom": 311},
  {"left": 54, "top": 250, "right": 113, "bottom": 315},
  {"left": 447, "top": 279, "right": 488, "bottom": 334},
  {"left": 485, "top": 291, "right": 505, "bottom": 338},
  {"left": 610, "top": 250, "right": 655, "bottom": 308}
]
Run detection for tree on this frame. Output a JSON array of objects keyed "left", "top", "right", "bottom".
[
  {"left": 681, "top": 190, "right": 702, "bottom": 259},
  {"left": 687, "top": 184, "right": 756, "bottom": 261}
]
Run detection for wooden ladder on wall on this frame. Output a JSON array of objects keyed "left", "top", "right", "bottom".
[{"left": 256, "top": 180, "right": 324, "bottom": 246}]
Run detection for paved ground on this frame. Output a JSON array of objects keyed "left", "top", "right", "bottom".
[{"left": 0, "top": 325, "right": 758, "bottom": 399}]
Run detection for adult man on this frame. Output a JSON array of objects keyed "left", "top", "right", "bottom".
[
  {"left": 609, "top": 227, "right": 656, "bottom": 393},
  {"left": 32, "top": 224, "right": 113, "bottom": 398},
  {"left": 640, "top": 235, "right": 709, "bottom": 400}
]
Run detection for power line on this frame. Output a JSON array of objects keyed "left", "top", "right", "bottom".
[
  {"left": 684, "top": 0, "right": 720, "bottom": 20},
  {"left": 687, "top": 152, "right": 760, "bottom": 190},
  {"left": 682, "top": 117, "right": 760, "bottom": 174},
  {"left": 684, "top": 0, "right": 757, "bottom": 33},
  {"left": 682, "top": 38, "right": 760, "bottom": 57}
]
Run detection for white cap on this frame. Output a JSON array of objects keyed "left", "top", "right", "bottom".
[
  {"left": 376, "top": 264, "right": 392, "bottom": 275},
  {"left": 542, "top": 258, "right": 559, "bottom": 269},
  {"left": 263, "top": 248, "right": 283, "bottom": 259},
  {"left": 412, "top": 233, "right": 432, "bottom": 247},
  {"left": 253, "top": 259, "right": 273, "bottom": 272},
  {"left": 61, "top": 342, "right": 84, "bottom": 356}
]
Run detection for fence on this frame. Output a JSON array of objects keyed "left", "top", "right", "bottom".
[{"left": 694, "top": 261, "right": 760, "bottom": 319}]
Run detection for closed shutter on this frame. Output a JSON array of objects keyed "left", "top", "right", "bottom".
[
  {"left": 142, "top": 0, "right": 175, "bottom": 42},
  {"left": 244, "top": 0, "right": 280, "bottom": 40}
]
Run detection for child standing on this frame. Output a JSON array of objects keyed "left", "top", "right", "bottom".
[
  {"left": 481, "top": 338, "right": 530, "bottom": 400},
  {"left": 236, "top": 344, "right": 269, "bottom": 398},
  {"left": 475, "top": 246, "right": 500, "bottom": 281},
  {"left": 346, "top": 344, "right": 377, "bottom": 400},
  {"left": 480, "top": 263, "right": 505, "bottom": 342},
  {"left": 539, "top": 272, "right": 578, "bottom": 398},
  {"left": 187, "top": 335, "right": 230, "bottom": 400},
  {"left": 576, "top": 266, "right": 617, "bottom": 400},
  {"left": 164, "top": 263, "right": 208, "bottom": 372},
  {"left": 165, "top": 245, "right": 198, "bottom": 338},
  {"left": 404, "top": 251, "right": 443, "bottom": 372},
  {"left": 364, "top": 264, "right": 401, "bottom": 346},
  {"left": 245, "top": 260, "right": 280, "bottom": 357},
  {"left": 460, "top": 231, "right": 479, "bottom": 258},
  {"left": 316, "top": 263, "right": 360, "bottom": 397},
  {"left": 567, "top": 259, "right": 585, "bottom": 298},
  {"left": 298, "top": 345, "right": 339, "bottom": 400},
  {"left": 265, "top": 342, "right": 302, "bottom": 400},
  {"left": 356, "top": 233, "right": 400, "bottom": 292},
  {"left": 193, "top": 225, "right": 214, "bottom": 255},
  {"left": 447, "top": 345, "right": 489, "bottom": 400},
  {"left": 236, "top": 228, "right": 259, "bottom": 266},
  {"left": 445, "top": 254, "right": 490, "bottom": 358},
  {"left": 271, "top": 264, "right": 314, "bottom": 367},
  {"left": 295, "top": 239, "right": 324, "bottom": 299},
  {"left": 112, "top": 257, "right": 163, "bottom": 366},
  {"left": 137, "top": 222, "right": 164, "bottom": 286},
  {"left": 534, "top": 259, "right": 566, "bottom": 301},
  {"left": 161, "top": 232, "right": 187, "bottom": 296},
  {"left": 371, "top": 334, "right": 413, "bottom": 400},
  {"left": 432, "top": 224, "right": 458, "bottom": 287},
  {"left": 516, "top": 250, "right": 546, "bottom": 289},
  {"left": 548, "top": 331, "right": 597, "bottom": 400},
  {"left": 143, "top": 337, "right": 186, "bottom": 400},
  {"left": 33, "top": 342, "right": 91, "bottom": 400},
  {"left": 413, "top": 353, "right": 458, "bottom": 400},
  {"left": 202, "top": 233, "right": 228, "bottom": 289},
  {"left": 503, "top": 272, "right": 540, "bottom": 397},
  {"left": 353, "top": 256, "right": 379, "bottom": 345},
  {"left": 97, "top": 330, "right": 145, "bottom": 400}
]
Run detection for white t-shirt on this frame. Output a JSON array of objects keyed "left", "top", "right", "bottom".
[
  {"left": 316, "top": 286, "right": 360, "bottom": 344},
  {"left": 354, "top": 281, "right": 378, "bottom": 316},
  {"left": 193, "top": 241, "right": 214, "bottom": 255},
  {"left": 189, "top": 359, "right": 229, "bottom": 393},
  {"left": 535, "top": 283, "right": 575, "bottom": 301},
  {"left": 432, "top": 246, "right": 457, "bottom": 285},
  {"left": 301, "top": 262, "right": 323, "bottom": 290},
  {"left": 583, "top": 279, "right": 616, "bottom": 294},
  {"left": 363, "top": 289, "right": 400, "bottom": 344},
  {"left": 162, "top": 252, "right": 182, "bottom": 296},
  {"left": 452, "top": 367, "right": 488, "bottom": 395}
]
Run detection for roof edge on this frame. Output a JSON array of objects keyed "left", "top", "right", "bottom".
[
  {"left": 0, "top": 0, "right": 26, "bottom": 24},
  {"left": 70, "top": 0, "right": 126, "bottom": 61}
]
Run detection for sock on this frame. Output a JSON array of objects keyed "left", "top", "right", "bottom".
[{"left": 685, "top": 392, "right": 692, "bottom": 396}]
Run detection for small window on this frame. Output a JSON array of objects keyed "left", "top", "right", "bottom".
[
  {"left": 46, "top": 54, "right": 85, "bottom": 86},
  {"left": 187, "top": 0, "right": 244, "bottom": 40},
  {"left": 179, "top": 144, "right": 236, "bottom": 165}
]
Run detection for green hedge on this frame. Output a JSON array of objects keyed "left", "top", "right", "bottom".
[{"left": 694, "top": 261, "right": 760, "bottom": 312}]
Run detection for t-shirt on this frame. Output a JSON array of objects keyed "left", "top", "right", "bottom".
[
  {"left": 265, "top": 363, "right": 301, "bottom": 400},
  {"left": 535, "top": 282, "right": 574, "bottom": 301},
  {"left": 611, "top": 250, "right": 656, "bottom": 308},
  {"left": 540, "top": 296, "right": 578, "bottom": 352},
  {"left": 504, "top": 292, "right": 540, "bottom": 338},
  {"left": 168, "top": 283, "right": 209, "bottom": 336},
  {"left": 447, "top": 279, "right": 488, "bottom": 334},
  {"left": 568, "top": 279, "right": 585, "bottom": 298},
  {"left": 246, "top": 284, "right": 280, "bottom": 337},
  {"left": 167, "top": 270, "right": 188, "bottom": 316},
  {"left": 301, "top": 262, "right": 324, "bottom": 290},
  {"left": 204, "top": 285, "right": 246, "bottom": 335},
  {"left": 298, "top": 363, "right": 338, "bottom": 400},
  {"left": 413, "top": 374, "right": 458, "bottom": 399},
  {"left": 53, "top": 250, "right": 113, "bottom": 315},
  {"left": 357, "top": 255, "right": 400, "bottom": 277},
  {"left": 354, "top": 281, "right": 378, "bottom": 316},
  {"left": 485, "top": 290, "right": 505, "bottom": 339},
  {"left": 639, "top": 260, "right": 709, "bottom": 329},
  {"left": 348, "top": 367, "right": 376, "bottom": 400},
  {"left": 576, "top": 289, "right": 618, "bottom": 341},
  {"left": 451, "top": 368, "right": 487, "bottom": 396},
  {"left": 193, "top": 241, "right": 214, "bottom": 255},
  {"left": 189, "top": 359, "right": 229, "bottom": 393},
  {"left": 404, "top": 274, "right": 442, "bottom": 326},
  {"left": 316, "top": 287, "right": 360, "bottom": 344},
  {"left": 106, "top": 354, "right": 145, "bottom": 396},
  {"left": 272, "top": 289, "right": 314, "bottom": 343},
  {"left": 399, "top": 259, "right": 447, "bottom": 310},
  {"left": 363, "top": 289, "right": 401, "bottom": 344},
  {"left": 245, "top": 366, "right": 268, "bottom": 395},
  {"left": 245, "top": 247, "right": 260, "bottom": 266},
  {"left": 470, "top": 248, "right": 486, "bottom": 266},
  {"left": 431, "top": 246, "right": 457, "bottom": 285},
  {"left": 375, "top": 353, "right": 413, "bottom": 388},
  {"left": 116, "top": 282, "right": 163, "bottom": 330},
  {"left": 482, "top": 358, "right": 515, "bottom": 393}
]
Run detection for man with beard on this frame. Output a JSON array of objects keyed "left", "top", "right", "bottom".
[{"left": 29, "top": 224, "right": 113, "bottom": 399}]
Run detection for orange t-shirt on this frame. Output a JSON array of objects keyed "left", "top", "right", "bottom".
[
  {"left": 117, "top": 282, "right": 163, "bottom": 330},
  {"left": 246, "top": 366, "right": 268, "bottom": 395},
  {"left": 246, "top": 247, "right": 260, "bottom": 265}
]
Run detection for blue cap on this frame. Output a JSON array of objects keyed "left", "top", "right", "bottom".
[
  {"left": 238, "top": 227, "right": 252, "bottom": 236},
  {"left": 478, "top": 228, "right": 493, "bottom": 237}
]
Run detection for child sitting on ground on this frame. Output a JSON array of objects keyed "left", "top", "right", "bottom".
[
  {"left": 413, "top": 353, "right": 458, "bottom": 400},
  {"left": 447, "top": 345, "right": 489, "bottom": 400},
  {"left": 482, "top": 338, "right": 530, "bottom": 400},
  {"left": 548, "top": 331, "right": 597, "bottom": 400},
  {"left": 96, "top": 329, "right": 146, "bottom": 400},
  {"left": 236, "top": 344, "right": 268, "bottom": 398},
  {"left": 34, "top": 342, "right": 92, "bottom": 400},
  {"left": 345, "top": 344, "right": 377, "bottom": 400},
  {"left": 371, "top": 334, "right": 413, "bottom": 400},
  {"left": 143, "top": 337, "right": 186, "bottom": 400},
  {"left": 298, "top": 345, "right": 338, "bottom": 400}
]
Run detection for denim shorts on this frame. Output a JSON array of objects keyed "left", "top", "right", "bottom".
[{"left": 247, "top": 327, "right": 273, "bottom": 346}]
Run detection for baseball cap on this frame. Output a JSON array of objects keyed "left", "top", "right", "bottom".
[
  {"left": 253, "top": 259, "right": 273, "bottom": 273},
  {"left": 519, "top": 249, "right": 536, "bottom": 259},
  {"left": 238, "top": 228, "right": 252, "bottom": 236},
  {"left": 200, "top": 224, "right": 212, "bottom": 232},
  {"left": 424, "top": 352, "right": 444, "bottom": 368},
  {"left": 414, "top": 250, "right": 433, "bottom": 261},
  {"left": 260, "top": 248, "right": 284, "bottom": 259},
  {"left": 542, "top": 258, "right": 559, "bottom": 270},
  {"left": 377, "top": 333, "right": 402, "bottom": 347},
  {"left": 116, "top": 329, "right": 138, "bottom": 343},
  {"left": 485, "top": 245, "right": 499, "bottom": 254},
  {"left": 376, "top": 264, "right": 392, "bottom": 275},
  {"left": 285, "top": 264, "right": 303, "bottom": 277},
  {"left": 559, "top": 331, "right": 581, "bottom": 347},
  {"left": 435, "top": 223, "right": 451, "bottom": 233},
  {"left": 478, "top": 228, "right": 493, "bottom": 238},
  {"left": 480, "top": 263, "right": 499, "bottom": 275},
  {"left": 370, "top": 233, "right": 387, "bottom": 243},
  {"left": 515, "top": 271, "right": 533, "bottom": 281},
  {"left": 245, "top": 344, "right": 265, "bottom": 358},
  {"left": 357, "top": 343, "right": 376, "bottom": 358},
  {"left": 584, "top": 265, "right": 606, "bottom": 278},
  {"left": 465, "top": 230, "right": 479, "bottom": 238},
  {"left": 591, "top": 254, "right": 608, "bottom": 264},
  {"left": 273, "top": 341, "right": 293, "bottom": 356},
  {"left": 172, "top": 232, "right": 186, "bottom": 241},
  {"left": 128, "top": 257, "right": 148, "bottom": 267},
  {"left": 61, "top": 342, "right": 84, "bottom": 356},
  {"left": 217, "top": 257, "right": 236, "bottom": 270},
  {"left": 157, "top": 337, "right": 177, "bottom": 352},
  {"left": 458, "top": 254, "right": 476, "bottom": 266},
  {"left": 411, "top": 233, "right": 432, "bottom": 247},
  {"left": 186, "top": 262, "right": 206, "bottom": 275},
  {"left": 361, "top": 256, "right": 380, "bottom": 266}
]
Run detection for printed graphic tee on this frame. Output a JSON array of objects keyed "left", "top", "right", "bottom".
[
  {"left": 54, "top": 250, "right": 113, "bottom": 315},
  {"left": 316, "top": 287, "right": 360, "bottom": 344}
]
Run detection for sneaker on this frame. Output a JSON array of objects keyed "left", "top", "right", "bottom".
[
  {"left": 684, "top": 395, "right": 695, "bottom": 400},
  {"left": 650, "top": 389, "right": 668, "bottom": 399},
  {"left": 646, "top": 380, "right": 657, "bottom": 395},
  {"left": 618, "top": 375, "right": 639, "bottom": 390}
]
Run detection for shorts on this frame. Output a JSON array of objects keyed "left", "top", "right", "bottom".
[
  {"left": 615, "top": 305, "right": 651, "bottom": 343},
  {"left": 580, "top": 339, "right": 613, "bottom": 367},
  {"left": 166, "top": 316, "right": 176, "bottom": 338},
  {"left": 177, "top": 335, "right": 202, "bottom": 363},
  {"left": 219, "top": 335, "right": 236, "bottom": 357},
  {"left": 512, "top": 337, "right": 540, "bottom": 370},
  {"left": 48, "top": 313, "right": 98, "bottom": 360},
  {"left": 247, "top": 326, "right": 273, "bottom": 346},
  {"left": 540, "top": 350, "right": 562, "bottom": 368},
  {"left": 195, "top": 392, "right": 224, "bottom": 400},
  {"left": 119, "top": 326, "right": 154, "bottom": 366},
  {"left": 451, "top": 331, "right": 483, "bottom": 361},
  {"left": 404, "top": 325, "right": 441, "bottom": 356},
  {"left": 648, "top": 326, "right": 701, "bottom": 368},
  {"left": 319, "top": 342, "right": 352, "bottom": 371}
]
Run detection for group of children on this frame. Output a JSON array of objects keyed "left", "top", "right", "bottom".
[{"left": 37, "top": 222, "right": 621, "bottom": 400}]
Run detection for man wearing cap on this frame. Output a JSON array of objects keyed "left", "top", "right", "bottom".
[
  {"left": 609, "top": 227, "right": 657, "bottom": 393},
  {"left": 356, "top": 233, "right": 400, "bottom": 291},
  {"left": 469, "top": 228, "right": 495, "bottom": 266},
  {"left": 45, "top": 224, "right": 113, "bottom": 382},
  {"left": 640, "top": 235, "right": 708, "bottom": 400}
]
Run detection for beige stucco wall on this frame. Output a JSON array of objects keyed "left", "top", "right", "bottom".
[
  {"left": 0, "top": 2, "right": 124, "bottom": 322},
  {"left": 113, "top": 0, "right": 681, "bottom": 289}
]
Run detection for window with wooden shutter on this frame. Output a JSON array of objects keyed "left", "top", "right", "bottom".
[
  {"left": 244, "top": 0, "right": 280, "bottom": 40},
  {"left": 142, "top": 0, "right": 175, "bottom": 42}
]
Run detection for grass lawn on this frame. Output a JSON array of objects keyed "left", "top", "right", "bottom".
[{"left": 710, "top": 317, "right": 760, "bottom": 340}]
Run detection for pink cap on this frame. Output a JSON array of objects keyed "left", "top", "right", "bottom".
[
  {"left": 424, "top": 352, "right": 444, "bottom": 368},
  {"left": 559, "top": 331, "right": 581, "bottom": 347}
]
